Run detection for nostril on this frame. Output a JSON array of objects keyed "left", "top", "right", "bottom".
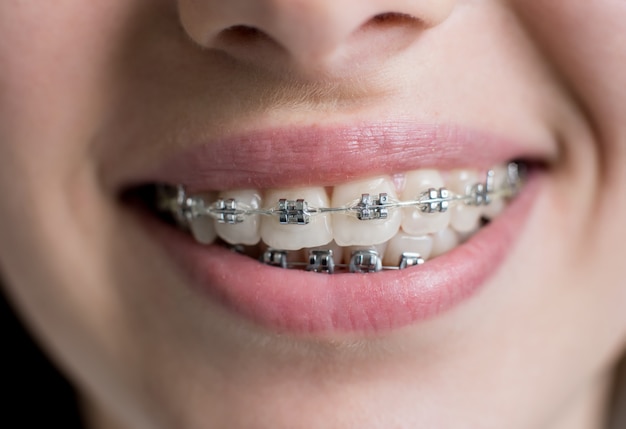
[
  {"left": 369, "top": 12, "right": 421, "bottom": 27},
  {"left": 218, "top": 24, "right": 271, "bottom": 44},
  {"left": 224, "top": 25, "right": 262, "bottom": 38}
]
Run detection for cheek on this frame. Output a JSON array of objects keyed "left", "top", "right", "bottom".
[
  {"left": 0, "top": 0, "right": 148, "bottom": 397},
  {"left": 512, "top": 0, "right": 626, "bottom": 165},
  {"left": 513, "top": 0, "right": 626, "bottom": 312},
  {"left": 0, "top": 2, "right": 146, "bottom": 290},
  {"left": 0, "top": 2, "right": 117, "bottom": 298},
  {"left": 0, "top": 1, "right": 141, "bottom": 194}
]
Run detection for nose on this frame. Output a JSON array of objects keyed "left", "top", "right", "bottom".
[{"left": 178, "top": 0, "right": 456, "bottom": 75}]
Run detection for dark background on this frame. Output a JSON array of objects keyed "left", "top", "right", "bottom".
[{"left": 1, "top": 289, "right": 83, "bottom": 427}]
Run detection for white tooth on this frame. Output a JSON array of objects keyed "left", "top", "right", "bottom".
[
  {"left": 214, "top": 189, "right": 262, "bottom": 245},
  {"left": 483, "top": 165, "right": 508, "bottom": 220},
  {"left": 482, "top": 198, "right": 505, "bottom": 220},
  {"left": 430, "top": 227, "right": 459, "bottom": 258},
  {"left": 190, "top": 216, "right": 217, "bottom": 244},
  {"left": 189, "top": 192, "right": 217, "bottom": 244},
  {"left": 450, "top": 204, "right": 482, "bottom": 233},
  {"left": 343, "top": 242, "right": 388, "bottom": 266},
  {"left": 448, "top": 169, "right": 482, "bottom": 233},
  {"left": 260, "top": 187, "right": 333, "bottom": 250},
  {"left": 383, "top": 232, "right": 433, "bottom": 266},
  {"left": 457, "top": 223, "right": 481, "bottom": 244},
  {"left": 401, "top": 169, "right": 451, "bottom": 236},
  {"left": 332, "top": 176, "right": 401, "bottom": 246}
]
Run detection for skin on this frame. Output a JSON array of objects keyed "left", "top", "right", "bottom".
[{"left": 1, "top": 0, "right": 625, "bottom": 428}]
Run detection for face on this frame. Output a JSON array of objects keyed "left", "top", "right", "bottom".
[{"left": 1, "top": 1, "right": 625, "bottom": 428}]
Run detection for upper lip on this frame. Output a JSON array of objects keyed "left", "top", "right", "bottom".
[{"left": 110, "top": 121, "right": 555, "bottom": 193}]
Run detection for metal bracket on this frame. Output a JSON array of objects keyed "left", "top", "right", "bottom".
[
  {"left": 261, "top": 249, "right": 289, "bottom": 268},
  {"left": 355, "top": 193, "right": 389, "bottom": 220},
  {"left": 214, "top": 198, "right": 244, "bottom": 224},
  {"left": 398, "top": 252, "right": 425, "bottom": 270},
  {"left": 278, "top": 199, "right": 310, "bottom": 225},
  {"left": 306, "top": 250, "right": 335, "bottom": 274},
  {"left": 349, "top": 250, "right": 383, "bottom": 273},
  {"left": 420, "top": 188, "right": 451, "bottom": 213}
]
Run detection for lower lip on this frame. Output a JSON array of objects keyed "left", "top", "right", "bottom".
[{"left": 144, "top": 175, "right": 541, "bottom": 334}]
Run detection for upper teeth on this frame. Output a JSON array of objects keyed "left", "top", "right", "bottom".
[{"left": 157, "top": 162, "right": 523, "bottom": 253}]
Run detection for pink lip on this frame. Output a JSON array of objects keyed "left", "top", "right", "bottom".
[
  {"left": 140, "top": 123, "right": 550, "bottom": 191},
  {"left": 131, "top": 123, "right": 547, "bottom": 334}
]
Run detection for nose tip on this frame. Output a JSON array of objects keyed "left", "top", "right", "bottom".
[{"left": 178, "top": 0, "right": 456, "bottom": 75}]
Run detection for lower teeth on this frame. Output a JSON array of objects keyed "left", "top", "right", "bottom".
[
  {"left": 257, "top": 247, "right": 424, "bottom": 274},
  {"left": 150, "top": 161, "right": 526, "bottom": 274},
  {"left": 223, "top": 227, "right": 469, "bottom": 273}
]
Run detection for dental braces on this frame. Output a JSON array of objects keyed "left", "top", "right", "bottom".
[
  {"left": 259, "top": 248, "right": 425, "bottom": 274},
  {"left": 157, "top": 162, "right": 524, "bottom": 228},
  {"left": 155, "top": 162, "right": 524, "bottom": 273}
]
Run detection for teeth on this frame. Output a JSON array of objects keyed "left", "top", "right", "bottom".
[
  {"left": 482, "top": 198, "right": 504, "bottom": 220},
  {"left": 451, "top": 205, "right": 481, "bottom": 233},
  {"left": 260, "top": 187, "right": 333, "bottom": 250},
  {"left": 400, "top": 169, "right": 451, "bottom": 236},
  {"left": 331, "top": 176, "right": 401, "bottom": 246},
  {"left": 482, "top": 165, "right": 508, "bottom": 220},
  {"left": 190, "top": 216, "right": 217, "bottom": 244},
  {"left": 430, "top": 227, "right": 459, "bottom": 258},
  {"left": 158, "top": 161, "right": 525, "bottom": 273},
  {"left": 189, "top": 192, "right": 217, "bottom": 244},
  {"left": 215, "top": 189, "right": 262, "bottom": 245},
  {"left": 447, "top": 170, "right": 483, "bottom": 233},
  {"left": 383, "top": 232, "right": 433, "bottom": 266}
]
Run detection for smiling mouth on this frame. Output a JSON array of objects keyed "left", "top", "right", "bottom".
[
  {"left": 118, "top": 123, "right": 549, "bottom": 333},
  {"left": 143, "top": 161, "right": 526, "bottom": 274}
]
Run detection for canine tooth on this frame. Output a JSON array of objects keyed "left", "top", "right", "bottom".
[
  {"left": 332, "top": 176, "right": 401, "bottom": 246},
  {"left": 383, "top": 232, "right": 433, "bottom": 266},
  {"left": 260, "top": 187, "right": 332, "bottom": 250},
  {"left": 401, "top": 169, "right": 451, "bottom": 235},
  {"left": 430, "top": 227, "right": 459, "bottom": 258},
  {"left": 215, "top": 189, "right": 262, "bottom": 245},
  {"left": 188, "top": 193, "right": 217, "bottom": 244},
  {"left": 448, "top": 170, "right": 482, "bottom": 233}
]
